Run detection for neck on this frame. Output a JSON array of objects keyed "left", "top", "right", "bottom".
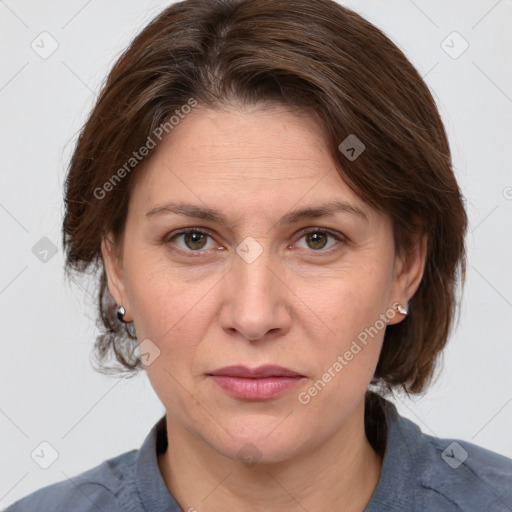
[{"left": 158, "top": 398, "right": 383, "bottom": 512}]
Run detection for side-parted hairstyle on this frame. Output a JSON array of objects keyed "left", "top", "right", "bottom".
[{"left": 62, "top": 0, "right": 467, "bottom": 395}]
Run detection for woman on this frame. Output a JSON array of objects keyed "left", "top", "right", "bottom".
[{"left": 6, "top": 0, "right": 512, "bottom": 510}]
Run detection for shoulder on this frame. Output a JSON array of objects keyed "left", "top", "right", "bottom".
[
  {"left": 418, "top": 431, "right": 512, "bottom": 510},
  {"left": 3, "top": 450, "right": 140, "bottom": 512},
  {"left": 389, "top": 402, "right": 512, "bottom": 511}
]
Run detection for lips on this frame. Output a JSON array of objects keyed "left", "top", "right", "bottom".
[
  {"left": 207, "top": 365, "right": 305, "bottom": 400},
  {"left": 207, "top": 365, "right": 303, "bottom": 378}
]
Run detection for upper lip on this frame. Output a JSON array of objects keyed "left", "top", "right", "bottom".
[{"left": 208, "top": 365, "right": 303, "bottom": 378}]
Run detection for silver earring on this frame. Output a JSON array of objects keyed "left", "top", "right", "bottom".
[
  {"left": 116, "top": 305, "right": 127, "bottom": 322},
  {"left": 396, "top": 303, "right": 408, "bottom": 315}
]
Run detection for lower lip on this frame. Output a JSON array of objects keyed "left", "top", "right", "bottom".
[{"left": 209, "top": 375, "right": 304, "bottom": 400}]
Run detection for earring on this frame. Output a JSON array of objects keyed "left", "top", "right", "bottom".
[
  {"left": 396, "top": 303, "right": 408, "bottom": 315},
  {"left": 116, "top": 304, "right": 127, "bottom": 322}
]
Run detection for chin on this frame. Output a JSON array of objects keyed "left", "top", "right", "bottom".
[{"left": 205, "top": 416, "right": 307, "bottom": 465}]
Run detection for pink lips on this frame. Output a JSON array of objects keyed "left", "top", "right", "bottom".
[{"left": 207, "top": 365, "right": 305, "bottom": 400}]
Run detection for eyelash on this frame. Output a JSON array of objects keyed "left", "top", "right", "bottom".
[{"left": 164, "top": 227, "right": 346, "bottom": 256}]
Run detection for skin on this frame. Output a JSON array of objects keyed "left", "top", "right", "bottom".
[{"left": 102, "top": 104, "right": 427, "bottom": 512}]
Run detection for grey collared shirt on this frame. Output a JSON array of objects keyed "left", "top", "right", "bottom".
[{"left": 4, "top": 398, "right": 512, "bottom": 511}]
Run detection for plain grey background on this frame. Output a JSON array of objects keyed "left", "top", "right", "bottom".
[{"left": 1, "top": 0, "right": 511, "bottom": 508}]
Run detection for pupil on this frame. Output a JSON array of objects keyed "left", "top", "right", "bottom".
[
  {"left": 308, "top": 232, "right": 327, "bottom": 249},
  {"left": 186, "top": 232, "right": 206, "bottom": 249}
]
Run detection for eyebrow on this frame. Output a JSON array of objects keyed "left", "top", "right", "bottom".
[{"left": 145, "top": 200, "right": 369, "bottom": 225}]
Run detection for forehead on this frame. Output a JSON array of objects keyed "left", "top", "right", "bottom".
[
  {"left": 155, "top": 105, "right": 329, "bottom": 174},
  {"left": 128, "top": 105, "right": 374, "bottom": 224}
]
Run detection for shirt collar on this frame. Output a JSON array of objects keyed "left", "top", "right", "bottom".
[
  {"left": 135, "top": 415, "right": 183, "bottom": 512},
  {"left": 364, "top": 397, "right": 422, "bottom": 511}
]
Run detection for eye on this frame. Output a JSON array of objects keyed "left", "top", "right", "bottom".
[
  {"left": 167, "top": 228, "right": 218, "bottom": 252},
  {"left": 294, "top": 229, "right": 343, "bottom": 252},
  {"left": 165, "top": 227, "right": 345, "bottom": 255}
]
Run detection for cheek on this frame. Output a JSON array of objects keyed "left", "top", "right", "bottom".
[
  {"left": 122, "top": 253, "right": 223, "bottom": 379},
  {"left": 297, "top": 287, "right": 386, "bottom": 419},
  {"left": 300, "top": 263, "right": 392, "bottom": 393},
  {"left": 313, "top": 262, "right": 392, "bottom": 339},
  {"left": 122, "top": 245, "right": 209, "bottom": 340},
  {"left": 124, "top": 263, "right": 214, "bottom": 413}
]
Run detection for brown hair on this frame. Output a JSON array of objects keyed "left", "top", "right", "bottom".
[{"left": 62, "top": 0, "right": 467, "bottom": 395}]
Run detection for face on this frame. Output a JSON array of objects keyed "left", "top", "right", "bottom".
[{"left": 102, "top": 104, "right": 424, "bottom": 463}]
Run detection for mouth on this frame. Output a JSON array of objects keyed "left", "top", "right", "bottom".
[
  {"left": 208, "top": 365, "right": 304, "bottom": 378},
  {"left": 206, "top": 365, "right": 305, "bottom": 400}
]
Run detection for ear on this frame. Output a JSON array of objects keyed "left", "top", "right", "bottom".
[
  {"left": 387, "top": 233, "right": 427, "bottom": 326},
  {"left": 101, "top": 233, "right": 134, "bottom": 323}
]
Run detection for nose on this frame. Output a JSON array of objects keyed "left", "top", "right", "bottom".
[{"left": 219, "top": 243, "right": 292, "bottom": 342}]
